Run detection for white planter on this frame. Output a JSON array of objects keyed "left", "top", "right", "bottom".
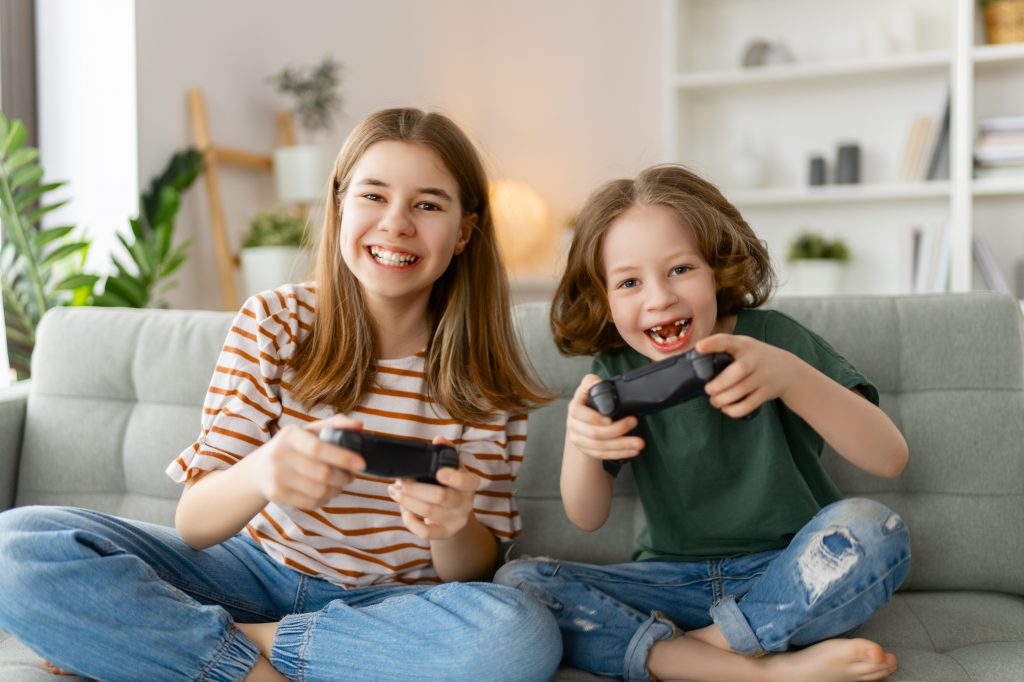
[
  {"left": 787, "top": 260, "right": 845, "bottom": 296},
  {"left": 273, "top": 145, "right": 334, "bottom": 203},
  {"left": 240, "top": 247, "right": 312, "bottom": 298}
]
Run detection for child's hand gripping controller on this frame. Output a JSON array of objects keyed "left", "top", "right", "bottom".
[
  {"left": 319, "top": 428, "right": 459, "bottom": 484},
  {"left": 587, "top": 350, "right": 756, "bottom": 420}
]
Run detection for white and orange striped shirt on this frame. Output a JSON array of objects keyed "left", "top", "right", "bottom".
[{"left": 166, "top": 283, "right": 528, "bottom": 588}]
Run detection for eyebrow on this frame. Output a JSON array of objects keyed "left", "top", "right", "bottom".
[
  {"left": 606, "top": 252, "right": 701, "bottom": 276},
  {"left": 355, "top": 178, "right": 453, "bottom": 202}
]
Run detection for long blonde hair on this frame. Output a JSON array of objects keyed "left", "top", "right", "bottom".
[
  {"left": 552, "top": 164, "right": 776, "bottom": 356},
  {"left": 290, "top": 108, "right": 553, "bottom": 422}
]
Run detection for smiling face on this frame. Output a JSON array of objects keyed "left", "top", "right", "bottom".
[
  {"left": 603, "top": 203, "right": 724, "bottom": 361},
  {"left": 339, "top": 140, "right": 474, "bottom": 315}
]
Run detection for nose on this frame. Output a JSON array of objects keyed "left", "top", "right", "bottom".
[
  {"left": 379, "top": 203, "right": 415, "bottom": 237},
  {"left": 645, "top": 278, "right": 678, "bottom": 311}
]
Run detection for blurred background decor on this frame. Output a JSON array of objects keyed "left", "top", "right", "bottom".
[
  {"left": 785, "top": 231, "right": 850, "bottom": 296},
  {"left": 239, "top": 206, "right": 311, "bottom": 298}
]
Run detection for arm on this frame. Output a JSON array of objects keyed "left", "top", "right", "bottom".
[
  {"left": 175, "top": 416, "right": 366, "bottom": 549},
  {"left": 697, "top": 335, "right": 909, "bottom": 478},
  {"left": 560, "top": 374, "right": 642, "bottom": 531}
]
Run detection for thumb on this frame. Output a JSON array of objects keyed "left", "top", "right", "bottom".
[{"left": 695, "top": 333, "right": 731, "bottom": 355}]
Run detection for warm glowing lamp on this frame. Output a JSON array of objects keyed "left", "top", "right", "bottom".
[{"left": 490, "top": 180, "right": 555, "bottom": 276}]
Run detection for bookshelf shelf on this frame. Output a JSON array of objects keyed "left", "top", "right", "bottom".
[
  {"left": 728, "top": 182, "right": 951, "bottom": 208},
  {"left": 673, "top": 51, "right": 951, "bottom": 91},
  {"left": 972, "top": 42, "right": 1024, "bottom": 65},
  {"left": 973, "top": 178, "right": 1024, "bottom": 197}
]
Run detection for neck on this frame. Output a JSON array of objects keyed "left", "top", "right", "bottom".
[{"left": 364, "top": 290, "right": 433, "bottom": 359}]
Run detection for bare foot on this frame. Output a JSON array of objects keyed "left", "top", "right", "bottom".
[{"left": 762, "top": 638, "right": 897, "bottom": 682}]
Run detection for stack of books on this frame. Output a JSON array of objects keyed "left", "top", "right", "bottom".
[{"left": 974, "top": 115, "right": 1024, "bottom": 180}]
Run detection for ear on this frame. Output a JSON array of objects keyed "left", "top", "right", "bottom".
[{"left": 454, "top": 212, "right": 477, "bottom": 255}]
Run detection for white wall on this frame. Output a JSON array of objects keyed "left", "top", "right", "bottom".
[{"left": 130, "top": 0, "right": 664, "bottom": 309}]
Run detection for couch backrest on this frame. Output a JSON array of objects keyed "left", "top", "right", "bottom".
[
  {"left": 511, "top": 294, "right": 1024, "bottom": 594},
  {"left": 18, "top": 307, "right": 232, "bottom": 524},
  {"left": 18, "top": 294, "right": 1024, "bottom": 592}
]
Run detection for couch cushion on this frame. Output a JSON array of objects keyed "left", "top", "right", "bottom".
[{"left": 16, "top": 307, "right": 233, "bottom": 526}]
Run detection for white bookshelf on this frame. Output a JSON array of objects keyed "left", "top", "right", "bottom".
[{"left": 665, "top": 0, "right": 1024, "bottom": 296}]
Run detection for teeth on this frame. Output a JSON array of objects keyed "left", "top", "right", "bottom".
[
  {"left": 369, "top": 245, "right": 418, "bottom": 266},
  {"left": 647, "top": 318, "right": 690, "bottom": 344}
]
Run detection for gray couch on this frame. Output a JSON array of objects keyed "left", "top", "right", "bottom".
[{"left": 2, "top": 293, "right": 1023, "bottom": 681}]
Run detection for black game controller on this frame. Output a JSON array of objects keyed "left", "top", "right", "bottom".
[
  {"left": 587, "top": 350, "right": 753, "bottom": 420},
  {"left": 319, "top": 428, "right": 459, "bottom": 484}
]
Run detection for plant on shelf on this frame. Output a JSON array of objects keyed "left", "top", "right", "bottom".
[
  {"left": 92, "top": 148, "right": 203, "bottom": 308},
  {"left": 239, "top": 207, "right": 312, "bottom": 297},
  {"left": 787, "top": 231, "right": 850, "bottom": 262},
  {"left": 0, "top": 113, "right": 97, "bottom": 379},
  {"left": 267, "top": 57, "right": 342, "bottom": 205},
  {"left": 267, "top": 57, "right": 343, "bottom": 136},
  {"left": 786, "top": 231, "right": 850, "bottom": 297}
]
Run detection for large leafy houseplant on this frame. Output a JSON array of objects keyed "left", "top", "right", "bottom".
[
  {"left": 92, "top": 149, "right": 202, "bottom": 308},
  {"left": 0, "top": 113, "right": 96, "bottom": 379}
]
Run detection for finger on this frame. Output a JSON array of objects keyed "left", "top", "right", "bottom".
[
  {"left": 431, "top": 434, "right": 454, "bottom": 447},
  {"left": 567, "top": 416, "right": 641, "bottom": 443},
  {"left": 709, "top": 377, "right": 757, "bottom": 409},
  {"left": 572, "top": 374, "right": 607, "bottom": 407},
  {"left": 391, "top": 486, "right": 443, "bottom": 520},
  {"left": 695, "top": 333, "right": 734, "bottom": 355},
  {"left": 312, "top": 437, "right": 366, "bottom": 472},
  {"left": 704, "top": 359, "right": 752, "bottom": 395},
  {"left": 400, "top": 508, "right": 437, "bottom": 539},
  {"left": 570, "top": 435, "right": 644, "bottom": 460},
  {"left": 720, "top": 388, "right": 769, "bottom": 419},
  {"left": 307, "top": 414, "right": 363, "bottom": 433},
  {"left": 434, "top": 467, "right": 480, "bottom": 493},
  {"left": 569, "top": 400, "right": 616, "bottom": 426}
]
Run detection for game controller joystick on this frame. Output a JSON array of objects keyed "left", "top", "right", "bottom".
[
  {"left": 319, "top": 428, "right": 459, "bottom": 483},
  {"left": 587, "top": 350, "right": 753, "bottom": 420}
]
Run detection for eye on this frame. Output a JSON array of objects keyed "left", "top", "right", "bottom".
[
  {"left": 361, "top": 193, "right": 385, "bottom": 203},
  {"left": 416, "top": 201, "right": 442, "bottom": 212},
  {"left": 670, "top": 265, "right": 692, "bottom": 276},
  {"left": 617, "top": 278, "right": 639, "bottom": 290}
]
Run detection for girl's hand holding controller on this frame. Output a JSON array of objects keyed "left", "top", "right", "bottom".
[
  {"left": 252, "top": 414, "right": 367, "bottom": 510},
  {"left": 388, "top": 436, "right": 481, "bottom": 540},
  {"left": 567, "top": 374, "right": 645, "bottom": 461}
]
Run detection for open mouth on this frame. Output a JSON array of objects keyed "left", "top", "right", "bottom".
[
  {"left": 368, "top": 245, "right": 420, "bottom": 267},
  {"left": 646, "top": 318, "right": 692, "bottom": 346}
]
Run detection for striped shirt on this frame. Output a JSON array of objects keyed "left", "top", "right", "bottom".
[{"left": 166, "top": 283, "right": 527, "bottom": 588}]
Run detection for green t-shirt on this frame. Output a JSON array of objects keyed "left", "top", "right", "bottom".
[{"left": 595, "top": 308, "right": 878, "bottom": 563}]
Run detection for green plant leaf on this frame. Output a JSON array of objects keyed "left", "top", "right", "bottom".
[
  {"left": 40, "top": 241, "right": 90, "bottom": 268},
  {"left": 4, "top": 148, "right": 39, "bottom": 174},
  {"left": 15, "top": 181, "right": 64, "bottom": 213},
  {"left": 91, "top": 290, "right": 135, "bottom": 307},
  {"left": 0, "top": 119, "right": 26, "bottom": 156},
  {"left": 9, "top": 164, "right": 43, "bottom": 190},
  {"left": 26, "top": 199, "right": 71, "bottom": 224},
  {"left": 102, "top": 275, "right": 147, "bottom": 307},
  {"left": 54, "top": 273, "right": 100, "bottom": 291},
  {"left": 33, "top": 225, "right": 76, "bottom": 248}
]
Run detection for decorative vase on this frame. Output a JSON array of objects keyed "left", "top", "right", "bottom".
[
  {"left": 240, "top": 247, "right": 312, "bottom": 297},
  {"left": 788, "top": 260, "right": 845, "bottom": 296},
  {"left": 983, "top": 0, "right": 1024, "bottom": 44},
  {"left": 273, "top": 145, "right": 333, "bottom": 204}
]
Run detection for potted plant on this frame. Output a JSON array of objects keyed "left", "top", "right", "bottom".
[
  {"left": 239, "top": 207, "right": 312, "bottom": 297},
  {"left": 268, "top": 57, "right": 342, "bottom": 204},
  {"left": 786, "top": 231, "right": 850, "bottom": 296},
  {"left": 980, "top": 0, "right": 1024, "bottom": 45}
]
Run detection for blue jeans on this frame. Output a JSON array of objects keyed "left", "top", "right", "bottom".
[
  {"left": 495, "top": 498, "right": 910, "bottom": 682},
  {"left": 0, "top": 506, "right": 562, "bottom": 682}
]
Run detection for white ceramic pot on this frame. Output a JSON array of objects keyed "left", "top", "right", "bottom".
[
  {"left": 788, "top": 260, "right": 845, "bottom": 296},
  {"left": 273, "top": 145, "right": 334, "bottom": 204},
  {"left": 240, "top": 247, "right": 312, "bottom": 298}
]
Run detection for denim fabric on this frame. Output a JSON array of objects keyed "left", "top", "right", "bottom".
[
  {"left": 0, "top": 506, "right": 561, "bottom": 682},
  {"left": 495, "top": 498, "right": 910, "bottom": 681}
]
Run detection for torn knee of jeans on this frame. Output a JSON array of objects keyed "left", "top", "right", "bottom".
[
  {"left": 797, "top": 527, "right": 861, "bottom": 604},
  {"left": 514, "top": 580, "right": 564, "bottom": 613}
]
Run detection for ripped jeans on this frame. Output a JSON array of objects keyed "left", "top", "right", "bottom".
[{"left": 494, "top": 498, "right": 910, "bottom": 681}]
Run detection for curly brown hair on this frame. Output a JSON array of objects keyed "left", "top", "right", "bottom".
[{"left": 551, "top": 164, "right": 775, "bottom": 356}]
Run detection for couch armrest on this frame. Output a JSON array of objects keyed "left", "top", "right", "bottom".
[{"left": 0, "top": 381, "right": 30, "bottom": 512}]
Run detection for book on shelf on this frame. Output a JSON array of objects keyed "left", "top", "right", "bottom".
[
  {"left": 925, "top": 93, "right": 950, "bottom": 181},
  {"left": 898, "top": 116, "right": 936, "bottom": 181},
  {"left": 974, "top": 165, "right": 1024, "bottom": 180},
  {"left": 977, "top": 115, "right": 1024, "bottom": 133},
  {"left": 911, "top": 222, "right": 952, "bottom": 294},
  {"left": 972, "top": 236, "right": 1011, "bottom": 295}
]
